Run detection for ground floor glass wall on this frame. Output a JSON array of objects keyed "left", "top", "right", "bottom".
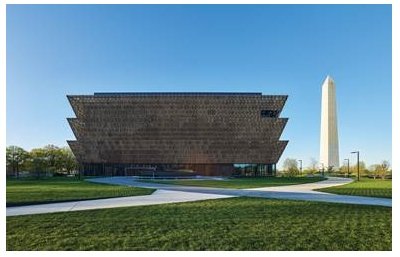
[
  {"left": 81, "top": 163, "right": 276, "bottom": 177},
  {"left": 233, "top": 164, "right": 276, "bottom": 177}
]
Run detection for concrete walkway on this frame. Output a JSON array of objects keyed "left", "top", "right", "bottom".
[
  {"left": 86, "top": 176, "right": 391, "bottom": 207},
  {"left": 6, "top": 176, "right": 391, "bottom": 217},
  {"left": 249, "top": 176, "right": 354, "bottom": 192},
  {"left": 6, "top": 190, "right": 234, "bottom": 217}
]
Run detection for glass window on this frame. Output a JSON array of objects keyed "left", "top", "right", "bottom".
[{"left": 261, "top": 110, "right": 279, "bottom": 118}]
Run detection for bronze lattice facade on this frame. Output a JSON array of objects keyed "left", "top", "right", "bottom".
[{"left": 67, "top": 92, "right": 288, "bottom": 177}]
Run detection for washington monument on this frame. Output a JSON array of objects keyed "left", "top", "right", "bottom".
[{"left": 320, "top": 75, "right": 339, "bottom": 169}]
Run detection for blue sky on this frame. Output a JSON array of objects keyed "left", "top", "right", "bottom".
[{"left": 6, "top": 4, "right": 392, "bottom": 168}]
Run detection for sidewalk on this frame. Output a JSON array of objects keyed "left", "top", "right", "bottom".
[
  {"left": 7, "top": 176, "right": 391, "bottom": 217},
  {"left": 6, "top": 190, "right": 233, "bottom": 217},
  {"left": 86, "top": 176, "right": 392, "bottom": 207}
]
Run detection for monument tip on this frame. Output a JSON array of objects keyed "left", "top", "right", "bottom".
[{"left": 324, "top": 75, "right": 334, "bottom": 84}]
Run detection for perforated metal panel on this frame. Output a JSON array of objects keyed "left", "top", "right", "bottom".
[{"left": 67, "top": 92, "right": 288, "bottom": 174}]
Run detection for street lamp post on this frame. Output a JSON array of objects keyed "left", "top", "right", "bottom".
[
  {"left": 351, "top": 151, "right": 360, "bottom": 181},
  {"left": 344, "top": 158, "right": 350, "bottom": 178},
  {"left": 298, "top": 159, "right": 302, "bottom": 176}
]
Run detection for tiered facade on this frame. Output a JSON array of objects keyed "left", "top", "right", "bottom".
[{"left": 67, "top": 92, "right": 288, "bottom": 176}]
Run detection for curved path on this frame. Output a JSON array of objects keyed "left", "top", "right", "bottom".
[
  {"left": 87, "top": 176, "right": 391, "bottom": 207},
  {"left": 6, "top": 176, "right": 391, "bottom": 217}
]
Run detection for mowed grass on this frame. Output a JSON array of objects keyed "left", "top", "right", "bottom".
[
  {"left": 6, "top": 177, "right": 155, "bottom": 206},
  {"left": 6, "top": 197, "right": 391, "bottom": 251},
  {"left": 142, "top": 176, "right": 325, "bottom": 189},
  {"left": 316, "top": 178, "right": 392, "bottom": 198}
]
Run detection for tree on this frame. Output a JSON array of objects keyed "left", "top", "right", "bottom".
[
  {"left": 339, "top": 163, "right": 348, "bottom": 175},
  {"left": 282, "top": 158, "right": 299, "bottom": 177},
  {"left": 378, "top": 160, "right": 390, "bottom": 180},
  {"left": 6, "top": 146, "right": 29, "bottom": 177},
  {"left": 369, "top": 164, "right": 380, "bottom": 179},
  {"left": 29, "top": 148, "right": 49, "bottom": 178},
  {"left": 351, "top": 161, "right": 367, "bottom": 176},
  {"left": 42, "top": 144, "right": 64, "bottom": 173},
  {"left": 6, "top": 145, "right": 79, "bottom": 178},
  {"left": 60, "top": 147, "right": 78, "bottom": 174},
  {"left": 307, "top": 158, "right": 318, "bottom": 174},
  {"left": 326, "top": 166, "right": 335, "bottom": 173}
]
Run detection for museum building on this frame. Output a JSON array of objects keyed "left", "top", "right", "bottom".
[{"left": 67, "top": 92, "right": 288, "bottom": 177}]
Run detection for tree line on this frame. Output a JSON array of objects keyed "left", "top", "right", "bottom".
[
  {"left": 6, "top": 145, "right": 78, "bottom": 178},
  {"left": 280, "top": 157, "right": 391, "bottom": 179}
]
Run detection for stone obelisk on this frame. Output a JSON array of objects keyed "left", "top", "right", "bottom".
[{"left": 320, "top": 75, "right": 339, "bottom": 169}]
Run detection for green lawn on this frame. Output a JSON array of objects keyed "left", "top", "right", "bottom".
[
  {"left": 141, "top": 176, "right": 326, "bottom": 189},
  {"left": 6, "top": 197, "right": 391, "bottom": 251},
  {"left": 6, "top": 177, "right": 155, "bottom": 206},
  {"left": 315, "top": 178, "right": 392, "bottom": 198}
]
